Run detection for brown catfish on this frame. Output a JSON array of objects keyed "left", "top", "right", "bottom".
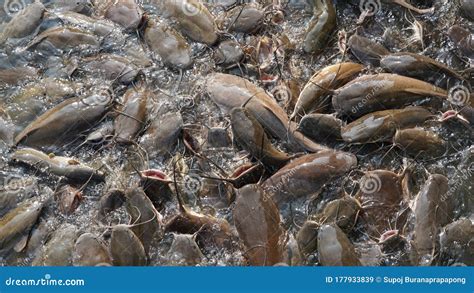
[
  {"left": 230, "top": 107, "right": 291, "bottom": 170},
  {"left": 393, "top": 128, "right": 446, "bottom": 157},
  {"left": 27, "top": 26, "right": 100, "bottom": 51},
  {"left": 206, "top": 73, "right": 328, "bottom": 152},
  {"left": 0, "top": 198, "right": 44, "bottom": 257},
  {"left": 73, "top": 233, "right": 111, "bottom": 266},
  {"left": 98, "top": 0, "right": 143, "bottom": 30},
  {"left": 341, "top": 107, "right": 432, "bottom": 143},
  {"left": 380, "top": 52, "right": 465, "bottom": 86},
  {"left": 332, "top": 73, "right": 448, "bottom": 117},
  {"left": 219, "top": 4, "right": 265, "bottom": 34},
  {"left": 439, "top": 218, "right": 473, "bottom": 266},
  {"left": 81, "top": 54, "right": 140, "bottom": 84},
  {"left": 317, "top": 224, "right": 361, "bottom": 266},
  {"left": 233, "top": 184, "right": 285, "bottom": 266},
  {"left": 114, "top": 86, "right": 148, "bottom": 143},
  {"left": 167, "top": 234, "right": 204, "bottom": 266},
  {"left": 15, "top": 91, "right": 112, "bottom": 149},
  {"left": 413, "top": 174, "right": 451, "bottom": 265},
  {"left": 0, "top": 67, "right": 38, "bottom": 87},
  {"left": 348, "top": 34, "right": 390, "bottom": 67},
  {"left": 296, "top": 220, "right": 320, "bottom": 256},
  {"left": 318, "top": 196, "right": 361, "bottom": 231},
  {"left": 139, "top": 112, "right": 183, "bottom": 158},
  {"left": 33, "top": 224, "right": 77, "bottom": 266},
  {"left": 161, "top": 0, "right": 218, "bottom": 45},
  {"left": 110, "top": 225, "right": 147, "bottom": 266},
  {"left": 356, "top": 170, "right": 409, "bottom": 237},
  {"left": 124, "top": 188, "right": 161, "bottom": 254},
  {"left": 302, "top": 0, "right": 336, "bottom": 54},
  {"left": 12, "top": 148, "right": 104, "bottom": 182},
  {"left": 144, "top": 18, "right": 193, "bottom": 69},
  {"left": 291, "top": 62, "right": 364, "bottom": 120},
  {"left": 297, "top": 113, "right": 343, "bottom": 142},
  {"left": 165, "top": 182, "right": 233, "bottom": 248},
  {"left": 262, "top": 150, "right": 357, "bottom": 208},
  {"left": 0, "top": 2, "right": 45, "bottom": 42}
]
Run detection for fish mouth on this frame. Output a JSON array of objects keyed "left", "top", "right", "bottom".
[
  {"left": 379, "top": 229, "right": 400, "bottom": 244},
  {"left": 141, "top": 169, "right": 170, "bottom": 182}
]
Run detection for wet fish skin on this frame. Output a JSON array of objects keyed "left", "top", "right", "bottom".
[
  {"left": 380, "top": 52, "right": 465, "bottom": 86},
  {"left": 206, "top": 73, "right": 328, "bottom": 152},
  {"left": 15, "top": 92, "right": 112, "bottom": 150},
  {"left": 32, "top": 224, "right": 77, "bottom": 266},
  {"left": 0, "top": 2, "right": 45, "bottom": 42},
  {"left": 356, "top": 170, "right": 408, "bottom": 236},
  {"left": 114, "top": 86, "right": 148, "bottom": 143},
  {"left": 230, "top": 107, "right": 291, "bottom": 170},
  {"left": 297, "top": 113, "right": 343, "bottom": 142},
  {"left": 167, "top": 234, "right": 204, "bottom": 266},
  {"left": 0, "top": 198, "right": 44, "bottom": 257},
  {"left": 341, "top": 107, "right": 432, "bottom": 143},
  {"left": 332, "top": 73, "right": 448, "bottom": 118},
  {"left": 262, "top": 150, "right": 357, "bottom": 208},
  {"left": 413, "top": 174, "right": 451, "bottom": 265},
  {"left": 292, "top": 62, "right": 364, "bottom": 120},
  {"left": 303, "top": 0, "right": 336, "bottom": 54},
  {"left": 145, "top": 18, "right": 193, "bottom": 69},
  {"left": 234, "top": 184, "right": 285, "bottom": 266},
  {"left": 110, "top": 225, "right": 147, "bottom": 266},
  {"left": 161, "top": 0, "right": 218, "bottom": 45},
  {"left": 73, "top": 233, "right": 112, "bottom": 266},
  {"left": 393, "top": 128, "right": 446, "bottom": 157},
  {"left": 317, "top": 224, "right": 361, "bottom": 266},
  {"left": 348, "top": 34, "right": 389, "bottom": 66},
  {"left": 12, "top": 148, "right": 104, "bottom": 182}
]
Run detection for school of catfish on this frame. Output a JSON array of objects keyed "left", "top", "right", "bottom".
[{"left": 0, "top": 0, "right": 472, "bottom": 266}]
